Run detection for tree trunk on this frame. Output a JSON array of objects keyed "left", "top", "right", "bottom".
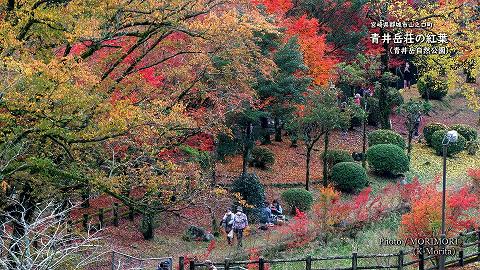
[
  {"left": 322, "top": 131, "right": 329, "bottom": 186},
  {"left": 81, "top": 181, "right": 90, "bottom": 208},
  {"left": 274, "top": 117, "right": 282, "bottom": 142},
  {"left": 305, "top": 146, "right": 312, "bottom": 191},
  {"left": 260, "top": 117, "right": 271, "bottom": 144},
  {"left": 242, "top": 122, "right": 253, "bottom": 176},
  {"left": 407, "top": 129, "right": 413, "bottom": 158},
  {"left": 141, "top": 212, "right": 155, "bottom": 240}
]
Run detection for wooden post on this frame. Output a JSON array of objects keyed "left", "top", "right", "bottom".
[
  {"left": 189, "top": 260, "right": 195, "bottom": 270},
  {"left": 459, "top": 233, "right": 464, "bottom": 266},
  {"left": 419, "top": 244, "right": 425, "bottom": 270},
  {"left": 398, "top": 250, "right": 404, "bottom": 270},
  {"left": 129, "top": 206, "right": 134, "bottom": 221},
  {"left": 179, "top": 257, "right": 184, "bottom": 270},
  {"left": 98, "top": 208, "right": 104, "bottom": 228},
  {"left": 113, "top": 202, "right": 119, "bottom": 227},
  {"left": 111, "top": 251, "right": 115, "bottom": 270},
  {"left": 352, "top": 252, "right": 358, "bottom": 270},
  {"left": 259, "top": 257, "right": 265, "bottom": 270},
  {"left": 82, "top": 213, "right": 89, "bottom": 232},
  {"left": 224, "top": 258, "right": 230, "bottom": 270},
  {"left": 305, "top": 255, "right": 312, "bottom": 270}
]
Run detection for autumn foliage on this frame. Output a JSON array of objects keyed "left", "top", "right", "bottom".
[
  {"left": 400, "top": 177, "right": 479, "bottom": 241},
  {"left": 253, "top": 0, "right": 337, "bottom": 85}
]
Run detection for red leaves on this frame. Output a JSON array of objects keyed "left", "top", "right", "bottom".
[
  {"left": 277, "top": 208, "right": 312, "bottom": 248},
  {"left": 284, "top": 16, "right": 336, "bottom": 85},
  {"left": 467, "top": 168, "right": 480, "bottom": 181},
  {"left": 252, "top": 0, "right": 293, "bottom": 15},
  {"left": 139, "top": 67, "right": 164, "bottom": 88},
  {"left": 252, "top": 0, "right": 336, "bottom": 85},
  {"left": 247, "top": 248, "right": 270, "bottom": 270},
  {"left": 400, "top": 179, "right": 479, "bottom": 241}
]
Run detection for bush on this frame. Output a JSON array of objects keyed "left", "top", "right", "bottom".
[
  {"left": 368, "top": 129, "right": 406, "bottom": 149},
  {"left": 423, "top": 123, "right": 447, "bottom": 145},
  {"left": 417, "top": 74, "right": 448, "bottom": 100},
  {"left": 323, "top": 149, "right": 354, "bottom": 177},
  {"left": 250, "top": 147, "right": 275, "bottom": 169},
  {"left": 449, "top": 124, "right": 478, "bottom": 141},
  {"left": 466, "top": 140, "right": 479, "bottom": 155},
  {"left": 330, "top": 162, "right": 368, "bottom": 193},
  {"left": 431, "top": 130, "right": 466, "bottom": 156},
  {"left": 231, "top": 173, "right": 265, "bottom": 209},
  {"left": 323, "top": 149, "right": 354, "bottom": 167},
  {"left": 281, "top": 188, "right": 314, "bottom": 215},
  {"left": 367, "top": 144, "right": 409, "bottom": 175}
]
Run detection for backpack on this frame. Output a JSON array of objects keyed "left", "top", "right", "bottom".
[
  {"left": 225, "top": 213, "right": 233, "bottom": 227},
  {"left": 234, "top": 213, "right": 247, "bottom": 230}
]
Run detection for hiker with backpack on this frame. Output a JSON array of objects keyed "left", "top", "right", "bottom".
[
  {"left": 220, "top": 208, "right": 235, "bottom": 245},
  {"left": 233, "top": 206, "right": 248, "bottom": 248}
]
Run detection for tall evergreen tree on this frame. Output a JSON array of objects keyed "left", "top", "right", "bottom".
[{"left": 256, "top": 37, "right": 312, "bottom": 142}]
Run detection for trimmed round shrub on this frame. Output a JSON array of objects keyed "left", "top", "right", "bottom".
[
  {"left": 367, "top": 144, "right": 409, "bottom": 175},
  {"left": 250, "top": 147, "right": 275, "bottom": 169},
  {"left": 466, "top": 140, "right": 479, "bottom": 155},
  {"left": 417, "top": 74, "right": 448, "bottom": 100},
  {"left": 330, "top": 162, "right": 368, "bottom": 193},
  {"left": 368, "top": 129, "right": 406, "bottom": 149},
  {"left": 323, "top": 149, "right": 354, "bottom": 171},
  {"left": 281, "top": 188, "right": 314, "bottom": 215},
  {"left": 323, "top": 149, "right": 355, "bottom": 180},
  {"left": 431, "top": 130, "right": 466, "bottom": 156},
  {"left": 449, "top": 124, "right": 478, "bottom": 142},
  {"left": 231, "top": 173, "right": 265, "bottom": 209},
  {"left": 423, "top": 123, "right": 447, "bottom": 145}
]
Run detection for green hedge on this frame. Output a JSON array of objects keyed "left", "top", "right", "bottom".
[
  {"left": 281, "top": 188, "right": 314, "bottom": 215},
  {"left": 368, "top": 129, "right": 406, "bottom": 149},
  {"left": 417, "top": 74, "right": 448, "bottom": 100},
  {"left": 449, "top": 124, "right": 478, "bottom": 142},
  {"left": 431, "top": 130, "right": 466, "bottom": 156},
  {"left": 423, "top": 123, "right": 447, "bottom": 145},
  {"left": 466, "top": 140, "right": 479, "bottom": 155},
  {"left": 366, "top": 144, "right": 409, "bottom": 175},
  {"left": 331, "top": 162, "right": 368, "bottom": 193},
  {"left": 250, "top": 147, "right": 275, "bottom": 169}
]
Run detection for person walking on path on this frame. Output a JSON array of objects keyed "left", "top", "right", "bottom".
[
  {"left": 233, "top": 206, "right": 248, "bottom": 248},
  {"left": 220, "top": 208, "right": 235, "bottom": 245}
]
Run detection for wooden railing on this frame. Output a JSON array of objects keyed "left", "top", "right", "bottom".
[{"left": 181, "top": 228, "right": 480, "bottom": 270}]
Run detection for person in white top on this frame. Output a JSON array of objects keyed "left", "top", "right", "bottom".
[{"left": 220, "top": 208, "right": 235, "bottom": 245}]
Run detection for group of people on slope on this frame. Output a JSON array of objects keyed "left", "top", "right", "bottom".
[
  {"left": 259, "top": 199, "right": 283, "bottom": 227},
  {"left": 219, "top": 200, "right": 283, "bottom": 248},
  {"left": 220, "top": 206, "right": 248, "bottom": 248}
]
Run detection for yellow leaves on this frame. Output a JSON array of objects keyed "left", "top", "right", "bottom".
[
  {"left": 233, "top": 192, "right": 254, "bottom": 209},
  {"left": 1, "top": 180, "right": 8, "bottom": 192},
  {"left": 464, "top": 85, "right": 480, "bottom": 112}
]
